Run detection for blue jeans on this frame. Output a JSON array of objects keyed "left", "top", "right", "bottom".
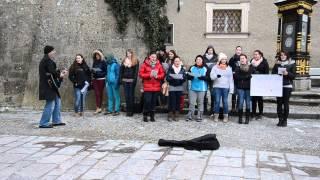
[
  {"left": 123, "top": 82, "right": 135, "bottom": 113},
  {"left": 74, "top": 88, "right": 87, "bottom": 113},
  {"left": 237, "top": 89, "right": 251, "bottom": 110},
  {"left": 39, "top": 96, "right": 62, "bottom": 126},
  {"left": 214, "top": 88, "right": 229, "bottom": 114},
  {"left": 106, "top": 83, "right": 120, "bottom": 112}
]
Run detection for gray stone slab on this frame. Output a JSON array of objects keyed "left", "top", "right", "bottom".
[
  {"left": 294, "top": 175, "right": 320, "bottom": 180},
  {"left": 104, "top": 173, "right": 145, "bottom": 180},
  {"left": 163, "top": 155, "right": 183, "bottom": 161},
  {"left": 140, "top": 144, "right": 166, "bottom": 151},
  {"left": 0, "top": 136, "right": 20, "bottom": 145},
  {"left": 205, "top": 166, "right": 244, "bottom": 177},
  {"left": 286, "top": 153, "right": 320, "bottom": 164},
  {"left": 202, "top": 175, "right": 242, "bottom": 180},
  {"left": 0, "top": 153, "right": 28, "bottom": 163},
  {"left": 40, "top": 175, "right": 59, "bottom": 180},
  {"left": 170, "top": 160, "right": 206, "bottom": 179},
  {"left": 208, "top": 156, "right": 242, "bottom": 167},
  {"left": 0, "top": 146, "right": 12, "bottom": 153},
  {"left": 260, "top": 169, "right": 293, "bottom": 180},
  {"left": 147, "top": 161, "right": 177, "bottom": 179},
  {"left": 56, "top": 165, "right": 91, "bottom": 179},
  {"left": 94, "top": 156, "right": 128, "bottom": 170},
  {"left": 79, "top": 157, "right": 98, "bottom": 166},
  {"left": 245, "top": 155, "right": 257, "bottom": 167},
  {"left": 259, "top": 151, "right": 286, "bottom": 164},
  {"left": 114, "top": 159, "right": 156, "bottom": 175},
  {"left": 131, "top": 151, "right": 164, "bottom": 160},
  {"left": 37, "top": 154, "right": 72, "bottom": 164},
  {"left": 54, "top": 145, "right": 84, "bottom": 155},
  {"left": 211, "top": 147, "right": 243, "bottom": 158},
  {"left": 244, "top": 167, "right": 260, "bottom": 179},
  {"left": 81, "top": 168, "right": 111, "bottom": 179},
  {"left": 14, "top": 163, "right": 57, "bottom": 178},
  {"left": 6, "top": 147, "right": 41, "bottom": 154},
  {"left": 88, "top": 151, "right": 109, "bottom": 160}
]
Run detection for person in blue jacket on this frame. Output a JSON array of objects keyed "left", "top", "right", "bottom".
[
  {"left": 104, "top": 54, "right": 121, "bottom": 116},
  {"left": 186, "top": 55, "right": 210, "bottom": 122}
]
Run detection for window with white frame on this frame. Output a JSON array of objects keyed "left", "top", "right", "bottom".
[{"left": 206, "top": 2, "right": 250, "bottom": 38}]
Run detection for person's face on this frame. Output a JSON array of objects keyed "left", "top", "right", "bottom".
[
  {"left": 168, "top": 52, "right": 175, "bottom": 60},
  {"left": 220, "top": 58, "right": 227, "bottom": 65},
  {"left": 196, "top": 57, "right": 203, "bottom": 66},
  {"left": 159, "top": 50, "right": 165, "bottom": 56},
  {"left": 76, "top": 55, "right": 83, "bottom": 64},
  {"left": 236, "top": 47, "right": 242, "bottom": 55},
  {"left": 48, "top": 50, "right": 56, "bottom": 59},
  {"left": 95, "top": 53, "right": 101, "bottom": 60},
  {"left": 253, "top": 52, "right": 261, "bottom": 60},
  {"left": 207, "top": 48, "right": 214, "bottom": 55},
  {"left": 149, "top": 54, "right": 157, "bottom": 61},
  {"left": 126, "top": 51, "right": 132, "bottom": 58},
  {"left": 173, "top": 58, "right": 181, "bottom": 67},
  {"left": 280, "top": 52, "right": 287, "bottom": 61},
  {"left": 240, "top": 56, "right": 247, "bottom": 65}
]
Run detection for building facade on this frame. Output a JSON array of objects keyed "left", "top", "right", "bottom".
[{"left": 165, "top": 0, "right": 320, "bottom": 68}]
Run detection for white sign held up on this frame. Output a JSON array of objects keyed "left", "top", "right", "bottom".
[{"left": 250, "top": 75, "right": 283, "bottom": 97}]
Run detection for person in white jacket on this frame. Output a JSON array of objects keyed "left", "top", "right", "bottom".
[{"left": 210, "top": 53, "right": 234, "bottom": 122}]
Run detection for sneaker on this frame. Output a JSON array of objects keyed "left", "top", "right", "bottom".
[
  {"left": 223, "top": 114, "right": 229, "bottom": 123},
  {"left": 104, "top": 111, "right": 113, "bottom": 115},
  {"left": 213, "top": 115, "right": 219, "bottom": 122},
  {"left": 39, "top": 124, "right": 53, "bottom": 128},
  {"left": 52, "top": 122, "right": 66, "bottom": 126},
  {"left": 94, "top": 108, "right": 102, "bottom": 114}
]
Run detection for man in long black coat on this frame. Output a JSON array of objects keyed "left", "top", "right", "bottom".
[{"left": 39, "top": 46, "right": 67, "bottom": 128}]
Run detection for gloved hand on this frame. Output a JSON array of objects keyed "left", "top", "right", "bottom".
[
  {"left": 217, "top": 74, "right": 221, "bottom": 78},
  {"left": 198, "top": 76, "right": 207, "bottom": 81}
]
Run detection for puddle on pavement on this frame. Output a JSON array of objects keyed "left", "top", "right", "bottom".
[{"left": 36, "top": 140, "right": 97, "bottom": 151}]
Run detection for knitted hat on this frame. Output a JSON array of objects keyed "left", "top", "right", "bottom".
[{"left": 44, "top": 46, "right": 54, "bottom": 54}]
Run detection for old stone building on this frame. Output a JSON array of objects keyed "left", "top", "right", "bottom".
[{"left": 0, "top": 0, "right": 319, "bottom": 109}]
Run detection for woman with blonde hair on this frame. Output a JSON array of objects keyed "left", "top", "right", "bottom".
[{"left": 120, "top": 49, "right": 139, "bottom": 116}]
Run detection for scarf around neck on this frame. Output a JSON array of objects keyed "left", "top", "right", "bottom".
[
  {"left": 251, "top": 57, "right": 263, "bottom": 67},
  {"left": 240, "top": 64, "right": 249, "bottom": 72},
  {"left": 172, "top": 65, "right": 181, "bottom": 74},
  {"left": 218, "top": 63, "right": 227, "bottom": 70},
  {"left": 205, "top": 53, "right": 214, "bottom": 60},
  {"left": 150, "top": 59, "right": 157, "bottom": 68}
]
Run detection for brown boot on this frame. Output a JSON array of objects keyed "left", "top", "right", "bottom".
[{"left": 94, "top": 108, "right": 102, "bottom": 114}]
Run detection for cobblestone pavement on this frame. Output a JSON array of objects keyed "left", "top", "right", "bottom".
[
  {"left": 0, "top": 111, "right": 320, "bottom": 156},
  {"left": 0, "top": 134, "right": 319, "bottom": 180}
]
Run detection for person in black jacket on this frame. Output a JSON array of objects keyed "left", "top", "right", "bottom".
[
  {"left": 120, "top": 49, "right": 139, "bottom": 117},
  {"left": 272, "top": 51, "right": 296, "bottom": 127},
  {"left": 39, "top": 46, "right": 67, "bottom": 128},
  {"left": 166, "top": 57, "right": 186, "bottom": 121},
  {"left": 203, "top": 45, "right": 218, "bottom": 115},
  {"left": 68, "top": 54, "right": 91, "bottom": 117},
  {"left": 250, "top": 50, "right": 269, "bottom": 120},
  {"left": 234, "top": 54, "right": 254, "bottom": 124},
  {"left": 91, "top": 49, "right": 107, "bottom": 114},
  {"left": 229, "top": 46, "right": 242, "bottom": 113}
]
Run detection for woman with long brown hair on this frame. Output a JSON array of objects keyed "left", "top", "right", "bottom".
[
  {"left": 120, "top": 49, "right": 139, "bottom": 116},
  {"left": 68, "top": 54, "right": 91, "bottom": 117}
]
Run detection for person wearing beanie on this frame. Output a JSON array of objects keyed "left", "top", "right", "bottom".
[
  {"left": 186, "top": 55, "right": 210, "bottom": 122},
  {"left": 38, "top": 45, "right": 67, "bottom": 128},
  {"left": 272, "top": 51, "right": 295, "bottom": 127},
  {"left": 91, "top": 49, "right": 107, "bottom": 114},
  {"left": 104, "top": 54, "right": 121, "bottom": 116},
  {"left": 210, "top": 53, "right": 234, "bottom": 123}
]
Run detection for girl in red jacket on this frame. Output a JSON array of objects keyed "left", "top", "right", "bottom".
[{"left": 139, "top": 52, "right": 165, "bottom": 122}]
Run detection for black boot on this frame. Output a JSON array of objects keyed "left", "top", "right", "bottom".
[
  {"left": 143, "top": 112, "right": 148, "bottom": 122},
  {"left": 245, "top": 109, "right": 250, "bottom": 124},
  {"left": 277, "top": 113, "right": 283, "bottom": 126},
  {"left": 150, "top": 111, "right": 155, "bottom": 122},
  {"left": 281, "top": 118, "right": 287, "bottom": 127},
  {"left": 173, "top": 111, "right": 177, "bottom": 121},
  {"left": 167, "top": 112, "right": 172, "bottom": 122},
  {"left": 238, "top": 109, "right": 243, "bottom": 124}
]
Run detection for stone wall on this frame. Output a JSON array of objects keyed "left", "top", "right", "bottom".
[{"left": 0, "top": 0, "right": 147, "bottom": 110}]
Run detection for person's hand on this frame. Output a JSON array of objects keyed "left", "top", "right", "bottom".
[
  {"left": 283, "top": 70, "right": 288, "bottom": 76},
  {"left": 198, "top": 76, "right": 206, "bottom": 81},
  {"left": 60, "top": 69, "right": 68, "bottom": 78},
  {"left": 217, "top": 74, "right": 221, "bottom": 78}
]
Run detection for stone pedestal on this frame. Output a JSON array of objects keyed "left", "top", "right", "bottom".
[{"left": 293, "top": 77, "right": 311, "bottom": 91}]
